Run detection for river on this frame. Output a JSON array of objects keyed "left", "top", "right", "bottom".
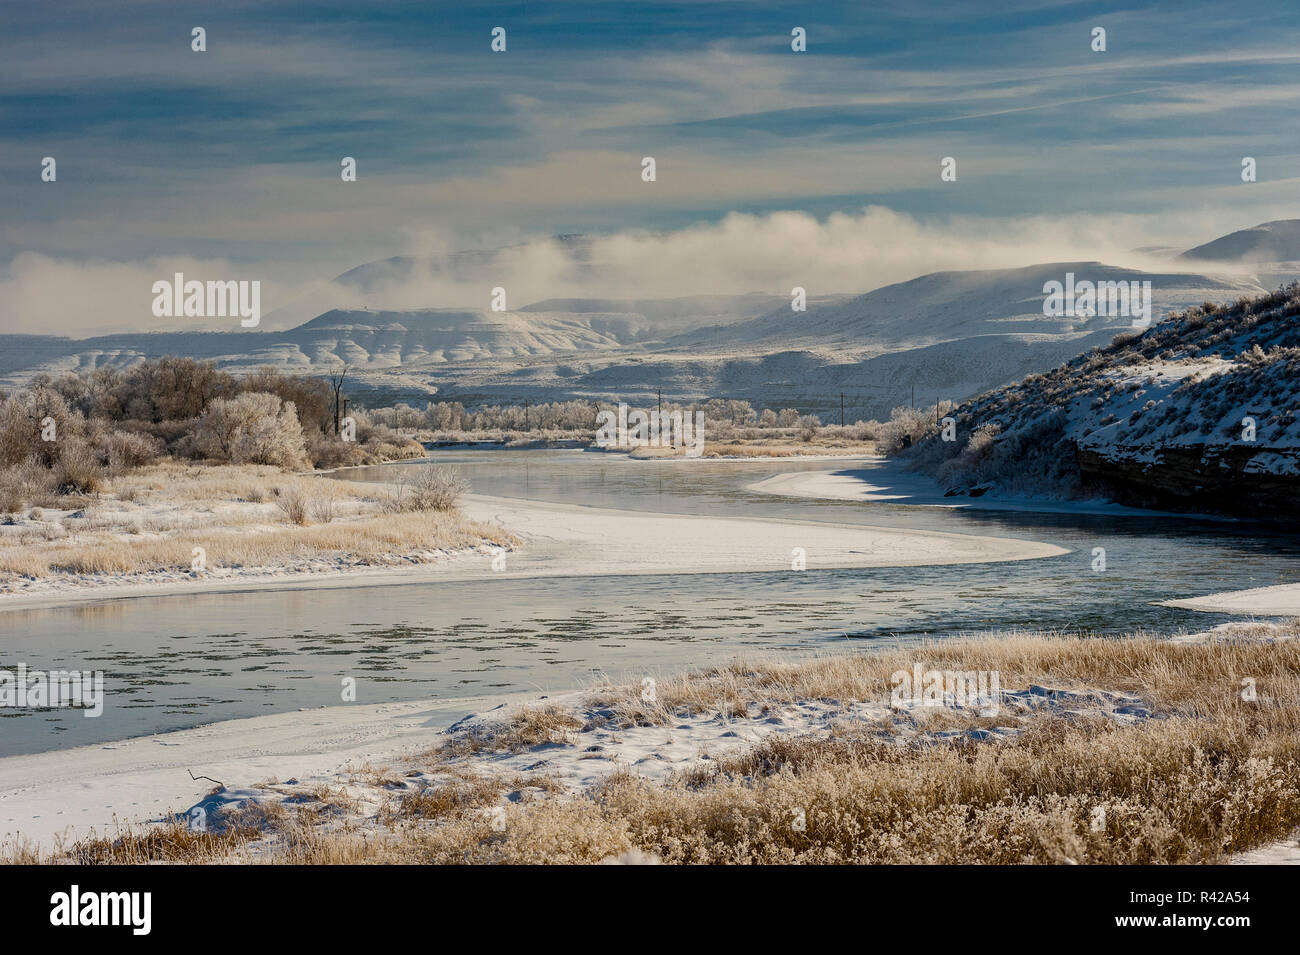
[{"left": 1, "top": 450, "right": 1294, "bottom": 757}]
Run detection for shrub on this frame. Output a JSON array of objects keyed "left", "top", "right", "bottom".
[
  {"left": 0, "top": 387, "right": 84, "bottom": 468},
  {"left": 964, "top": 423, "right": 1000, "bottom": 461},
  {"left": 309, "top": 492, "right": 336, "bottom": 524},
  {"left": 108, "top": 357, "right": 238, "bottom": 423},
  {"left": 241, "top": 367, "right": 333, "bottom": 436},
  {"left": 307, "top": 431, "right": 368, "bottom": 469},
  {"left": 877, "top": 404, "right": 946, "bottom": 455},
  {"left": 95, "top": 429, "right": 162, "bottom": 472},
  {"left": 0, "top": 459, "right": 56, "bottom": 513},
  {"left": 386, "top": 465, "right": 468, "bottom": 512},
  {"left": 193, "top": 392, "right": 309, "bottom": 470},
  {"left": 51, "top": 437, "right": 104, "bottom": 494},
  {"left": 275, "top": 486, "right": 309, "bottom": 525}
]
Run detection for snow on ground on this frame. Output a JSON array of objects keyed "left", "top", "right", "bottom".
[
  {"left": 1166, "top": 620, "right": 1298, "bottom": 643},
  {"left": 1232, "top": 832, "right": 1300, "bottom": 864},
  {"left": 748, "top": 457, "right": 1209, "bottom": 518},
  {"left": 0, "top": 541, "right": 503, "bottom": 610},
  {"left": 6, "top": 621, "right": 1293, "bottom": 860},
  {"left": 0, "top": 691, "right": 512, "bottom": 851},
  {"left": 425, "top": 683, "right": 1150, "bottom": 795},
  {"left": 0, "top": 675, "right": 1150, "bottom": 853},
  {"left": 894, "top": 285, "right": 1300, "bottom": 509},
  {"left": 1162, "top": 583, "right": 1300, "bottom": 617}
]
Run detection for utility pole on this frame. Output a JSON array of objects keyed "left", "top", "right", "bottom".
[
  {"left": 524, "top": 400, "right": 529, "bottom": 430},
  {"left": 840, "top": 392, "right": 845, "bottom": 427},
  {"left": 911, "top": 384, "right": 915, "bottom": 410},
  {"left": 657, "top": 388, "right": 662, "bottom": 419}
]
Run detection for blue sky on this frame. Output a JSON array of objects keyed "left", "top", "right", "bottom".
[{"left": 3, "top": 0, "right": 1299, "bottom": 332}]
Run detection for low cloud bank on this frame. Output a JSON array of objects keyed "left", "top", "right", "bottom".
[{"left": 0, "top": 207, "right": 1251, "bottom": 337}]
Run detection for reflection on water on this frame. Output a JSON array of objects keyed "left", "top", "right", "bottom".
[{"left": 1, "top": 451, "right": 1296, "bottom": 756}]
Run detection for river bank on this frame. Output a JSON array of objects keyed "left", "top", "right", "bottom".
[
  {"left": 7, "top": 626, "right": 1298, "bottom": 864},
  {"left": 0, "top": 463, "right": 1067, "bottom": 613}
]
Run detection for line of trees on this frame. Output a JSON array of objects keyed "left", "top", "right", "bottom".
[
  {"left": 0, "top": 359, "right": 423, "bottom": 504},
  {"left": 370, "top": 398, "right": 821, "bottom": 433}
]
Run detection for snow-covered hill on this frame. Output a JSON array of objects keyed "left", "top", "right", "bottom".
[
  {"left": 0, "top": 226, "right": 1284, "bottom": 418},
  {"left": 1180, "top": 219, "right": 1300, "bottom": 264},
  {"left": 676, "top": 262, "right": 1248, "bottom": 348},
  {"left": 901, "top": 284, "right": 1300, "bottom": 518},
  {"left": 557, "top": 261, "right": 1261, "bottom": 418}
]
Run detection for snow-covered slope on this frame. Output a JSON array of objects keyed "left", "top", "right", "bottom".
[
  {"left": 902, "top": 284, "right": 1300, "bottom": 517},
  {"left": 0, "top": 308, "right": 643, "bottom": 385},
  {"left": 678, "top": 262, "right": 1250, "bottom": 348},
  {"left": 0, "top": 236, "right": 1272, "bottom": 420},
  {"left": 0, "top": 294, "right": 791, "bottom": 390},
  {"left": 536, "top": 262, "right": 1259, "bottom": 418},
  {"left": 1180, "top": 219, "right": 1300, "bottom": 264}
]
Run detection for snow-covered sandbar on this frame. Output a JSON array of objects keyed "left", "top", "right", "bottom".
[
  {"left": 749, "top": 460, "right": 1231, "bottom": 519},
  {"left": 0, "top": 491, "right": 1068, "bottom": 613},
  {"left": 1162, "top": 582, "right": 1300, "bottom": 616},
  {"left": 0, "top": 690, "right": 538, "bottom": 851}
]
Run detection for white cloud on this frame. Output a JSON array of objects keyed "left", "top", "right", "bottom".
[
  {"left": 5, "top": 204, "right": 1290, "bottom": 338},
  {"left": 0, "top": 253, "right": 303, "bottom": 337}
]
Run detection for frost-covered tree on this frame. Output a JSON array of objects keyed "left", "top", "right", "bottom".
[{"left": 194, "top": 392, "right": 308, "bottom": 469}]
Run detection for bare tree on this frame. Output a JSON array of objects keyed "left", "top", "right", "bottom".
[{"left": 327, "top": 366, "right": 348, "bottom": 435}]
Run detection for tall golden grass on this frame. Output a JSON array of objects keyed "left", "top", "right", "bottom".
[
  {"left": 0, "top": 511, "right": 510, "bottom": 576},
  {"left": 0, "top": 462, "right": 512, "bottom": 578},
  {"left": 10, "top": 631, "right": 1300, "bottom": 864}
]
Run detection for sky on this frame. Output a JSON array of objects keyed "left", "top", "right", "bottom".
[{"left": 3, "top": 0, "right": 1299, "bottom": 334}]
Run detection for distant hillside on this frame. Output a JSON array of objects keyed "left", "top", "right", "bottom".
[
  {"left": 900, "top": 284, "right": 1300, "bottom": 518},
  {"left": 0, "top": 293, "right": 792, "bottom": 392},
  {"left": 485, "top": 333, "right": 1147, "bottom": 422},
  {"left": 0, "top": 306, "right": 689, "bottom": 390},
  {"left": 1, "top": 227, "right": 1282, "bottom": 418},
  {"left": 676, "top": 262, "right": 1248, "bottom": 349},
  {"left": 281, "top": 308, "right": 636, "bottom": 363},
  {"left": 1181, "top": 219, "right": 1300, "bottom": 264},
  {"left": 518, "top": 261, "right": 1259, "bottom": 420},
  {"left": 1, "top": 259, "right": 1265, "bottom": 422},
  {"left": 519, "top": 294, "right": 792, "bottom": 336}
]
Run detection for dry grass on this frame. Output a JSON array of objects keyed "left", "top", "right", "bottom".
[
  {"left": 275, "top": 485, "right": 310, "bottom": 525},
  {"left": 583, "top": 630, "right": 1300, "bottom": 728},
  {"left": 437, "top": 706, "right": 586, "bottom": 757},
  {"left": 388, "top": 771, "right": 564, "bottom": 822},
  {"left": 104, "top": 461, "right": 304, "bottom": 503},
  {"left": 10, "top": 630, "right": 1300, "bottom": 864},
  {"left": 0, "top": 461, "right": 514, "bottom": 579},
  {"left": 0, "top": 510, "right": 512, "bottom": 577},
  {"left": 381, "top": 464, "right": 469, "bottom": 512}
]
